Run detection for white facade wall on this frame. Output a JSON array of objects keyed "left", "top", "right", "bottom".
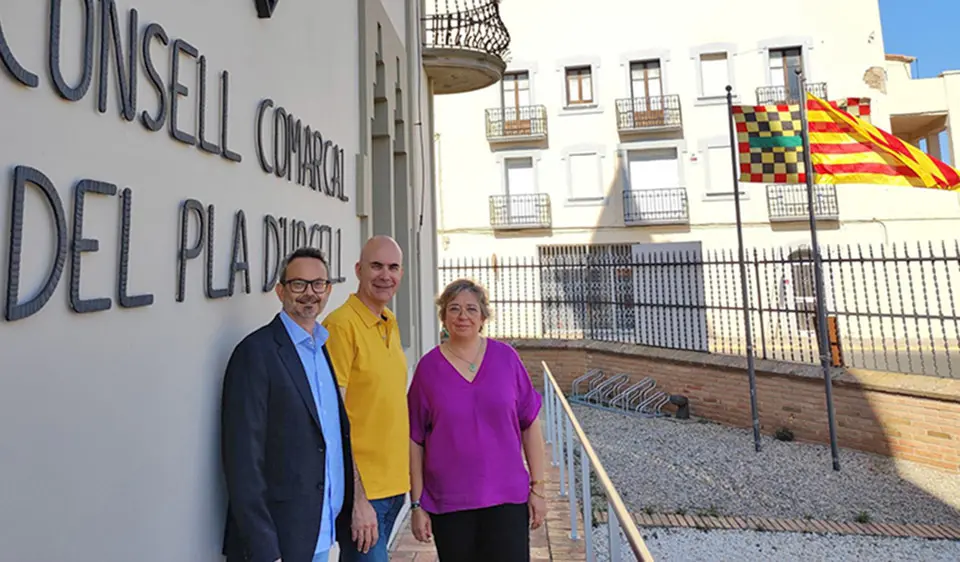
[
  {"left": 434, "top": 0, "right": 960, "bottom": 258},
  {"left": 0, "top": 1, "right": 436, "bottom": 560}
]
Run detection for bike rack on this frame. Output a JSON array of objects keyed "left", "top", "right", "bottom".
[
  {"left": 567, "top": 368, "right": 672, "bottom": 419},
  {"left": 571, "top": 369, "right": 605, "bottom": 399},
  {"left": 583, "top": 373, "right": 627, "bottom": 405},
  {"left": 610, "top": 377, "right": 655, "bottom": 410},
  {"left": 636, "top": 391, "right": 670, "bottom": 417}
]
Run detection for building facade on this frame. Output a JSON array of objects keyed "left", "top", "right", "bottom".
[
  {"left": 0, "top": 0, "right": 505, "bottom": 560},
  {"left": 433, "top": 0, "right": 960, "bottom": 260}
]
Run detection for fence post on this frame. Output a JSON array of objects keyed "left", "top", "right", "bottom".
[
  {"left": 557, "top": 398, "right": 566, "bottom": 495},
  {"left": 581, "top": 443, "right": 593, "bottom": 559},
  {"left": 566, "top": 416, "right": 578, "bottom": 540},
  {"left": 607, "top": 501, "right": 621, "bottom": 560},
  {"left": 544, "top": 371, "right": 553, "bottom": 446}
]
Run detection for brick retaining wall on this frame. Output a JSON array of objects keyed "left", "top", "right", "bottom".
[{"left": 510, "top": 339, "right": 960, "bottom": 473}]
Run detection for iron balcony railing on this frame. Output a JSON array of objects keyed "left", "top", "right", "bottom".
[
  {"left": 422, "top": 0, "right": 510, "bottom": 58},
  {"left": 489, "top": 193, "right": 551, "bottom": 229},
  {"left": 623, "top": 188, "right": 689, "bottom": 225},
  {"left": 543, "top": 362, "right": 655, "bottom": 561},
  {"left": 767, "top": 184, "right": 839, "bottom": 221},
  {"left": 756, "top": 82, "right": 828, "bottom": 105},
  {"left": 485, "top": 105, "right": 548, "bottom": 141},
  {"left": 615, "top": 95, "right": 682, "bottom": 132}
]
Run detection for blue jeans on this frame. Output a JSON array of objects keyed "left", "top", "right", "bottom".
[{"left": 338, "top": 494, "right": 405, "bottom": 562}]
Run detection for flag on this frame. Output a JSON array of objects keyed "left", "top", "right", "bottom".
[
  {"left": 732, "top": 94, "right": 960, "bottom": 190},
  {"left": 806, "top": 92, "right": 960, "bottom": 190},
  {"left": 732, "top": 103, "right": 805, "bottom": 184}
]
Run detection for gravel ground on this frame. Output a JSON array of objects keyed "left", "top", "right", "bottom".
[
  {"left": 572, "top": 404, "right": 960, "bottom": 526},
  {"left": 591, "top": 526, "right": 960, "bottom": 562}
]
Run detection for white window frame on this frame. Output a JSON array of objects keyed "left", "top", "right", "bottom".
[
  {"left": 619, "top": 49, "right": 672, "bottom": 98},
  {"left": 555, "top": 55, "right": 603, "bottom": 116},
  {"left": 498, "top": 61, "right": 539, "bottom": 108},
  {"left": 618, "top": 140, "right": 687, "bottom": 192},
  {"left": 758, "top": 36, "right": 815, "bottom": 87},
  {"left": 561, "top": 144, "right": 607, "bottom": 205},
  {"left": 690, "top": 42, "right": 738, "bottom": 106},
  {"left": 495, "top": 150, "right": 542, "bottom": 195},
  {"left": 699, "top": 136, "right": 747, "bottom": 201}
]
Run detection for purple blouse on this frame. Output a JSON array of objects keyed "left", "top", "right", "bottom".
[{"left": 408, "top": 339, "right": 542, "bottom": 514}]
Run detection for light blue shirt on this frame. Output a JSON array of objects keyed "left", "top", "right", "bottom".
[{"left": 279, "top": 311, "right": 345, "bottom": 561}]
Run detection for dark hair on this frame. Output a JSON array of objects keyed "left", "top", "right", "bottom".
[{"left": 278, "top": 247, "right": 329, "bottom": 284}]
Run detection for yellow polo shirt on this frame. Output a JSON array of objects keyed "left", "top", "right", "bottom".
[{"left": 323, "top": 294, "right": 410, "bottom": 500}]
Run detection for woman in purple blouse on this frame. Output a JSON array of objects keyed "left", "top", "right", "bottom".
[{"left": 408, "top": 279, "right": 547, "bottom": 561}]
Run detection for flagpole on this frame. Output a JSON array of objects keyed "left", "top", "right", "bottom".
[
  {"left": 796, "top": 71, "right": 841, "bottom": 471},
  {"left": 726, "top": 85, "right": 762, "bottom": 453}
]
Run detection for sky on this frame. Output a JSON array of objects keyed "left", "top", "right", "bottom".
[{"left": 879, "top": 0, "right": 959, "bottom": 77}]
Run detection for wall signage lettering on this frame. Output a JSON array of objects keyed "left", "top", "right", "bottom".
[{"left": 0, "top": 0, "right": 349, "bottom": 322}]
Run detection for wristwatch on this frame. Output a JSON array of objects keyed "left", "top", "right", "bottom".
[{"left": 410, "top": 500, "right": 421, "bottom": 510}]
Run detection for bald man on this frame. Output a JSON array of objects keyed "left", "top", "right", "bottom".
[{"left": 323, "top": 236, "right": 408, "bottom": 562}]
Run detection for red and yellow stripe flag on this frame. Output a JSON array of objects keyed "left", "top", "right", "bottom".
[{"left": 806, "top": 92, "right": 960, "bottom": 190}]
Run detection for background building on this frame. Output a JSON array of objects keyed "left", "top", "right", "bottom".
[
  {"left": 0, "top": 0, "right": 495, "bottom": 560},
  {"left": 433, "top": 0, "right": 960, "bottom": 260}
]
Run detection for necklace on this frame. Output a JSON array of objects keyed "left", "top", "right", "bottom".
[{"left": 445, "top": 338, "right": 485, "bottom": 373}]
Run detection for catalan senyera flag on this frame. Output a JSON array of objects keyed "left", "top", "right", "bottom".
[
  {"left": 732, "top": 94, "right": 960, "bottom": 190},
  {"left": 806, "top": 92, "right": 960, "bottom": 190}
]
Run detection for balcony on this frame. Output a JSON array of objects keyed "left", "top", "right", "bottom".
[
  {"left": 766, "top": 184, "right": 839, "bottom": 222},
  {"left": 615, "top": 95, "right": 682, "bottom": 135},
  {"left": 485, "top": 105, "right": 548, "bottom": 144},
  {"left": 622, "top": 188, "right": 689, "bottom": 225},
  {"left": 756, "top": 82, "right": 828, "bottom": 105},
  {"left": 422, "top": 0, "right": 510, "bottom": 95},
  {"left": 489, "top": 193, "right": 552, "bottom": 230}
]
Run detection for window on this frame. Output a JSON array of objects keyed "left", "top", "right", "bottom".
[
  {"left": 504, "top": 157, "right": 536, "bottom": 218},
  {"left": 769, "top": 47, "right": 803, "bottom": 97},
  {"left": 501, "top": 71, "right": 530, "bottom": 116},
  {"left": 629, "top": 60, "right": 662, "bottom": 101},
  {"left": 567, "top": 152, "right": 603, "bottom": 200},
  {"left": 565, "top": 66, "right": 593, "bottom": 105},
  {"left": 699, "top": 52, "right": 729, "bottom": 98},
  {"left": 702, "top": 138, "right": 743, "bottom": 198}
]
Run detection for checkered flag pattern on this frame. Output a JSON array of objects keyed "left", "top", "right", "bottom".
[
  {"left": 732, "top": 105, "right": 807, "bottom": 184},
  {"left": 833, "top": 97, "right": 872, "bottom": 123}
]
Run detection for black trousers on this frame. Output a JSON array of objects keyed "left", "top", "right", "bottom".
[{"left": 430, "top": 502, "right": 530, "bottom": 562}]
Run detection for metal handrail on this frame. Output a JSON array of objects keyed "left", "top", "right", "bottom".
[{"left": 542, "top": 361, "right": 655, "bottom": 561}]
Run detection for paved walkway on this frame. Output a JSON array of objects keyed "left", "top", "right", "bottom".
[{"left": 389, "top": 443, "right": 587, "bottom": 561}]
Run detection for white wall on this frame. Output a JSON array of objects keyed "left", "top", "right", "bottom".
[{"left": 0, "top": 1, "right": 414, "bottom": 561}]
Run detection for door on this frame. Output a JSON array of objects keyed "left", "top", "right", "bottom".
[
  {"left": 504, "top": 157, "right": 536, "bottom": 222},
  {"left": 629, "top": 60, "right": 664, "bottom": 125},
  {"left": 625, "top": 148, "right": 682, "bottom": 221},
  {"left": 769, "top": 47, "right": 804, "bottom": 101},
  {"left": 631, "top": 241, "right": 709, "bottom": 351},
  {"left": 501, "top": 71, "right": 532, "bottom": 135}
]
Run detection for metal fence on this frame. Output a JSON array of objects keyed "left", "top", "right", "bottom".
[{"left": 439, "top": 241, "right": 960, "bottom": 379}]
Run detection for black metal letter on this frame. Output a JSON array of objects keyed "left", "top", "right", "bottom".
[
  {"left": 169, "top": 38, "right": 197, "bottom": 146},
  {"left": 0, "top": 16, "right": 38, "bottom": 87},
  {"left": 255, "top": 99, "right": 274, "bottom": 174},
  {"left": 229, "top": 210, "right": 250, "bottom": 296},
  {"left": 69, "top": 179, "right": 116, "bottom": 313},
  {"left": 273, "top": 106, "right": 288, "bottom": 179},
  {"left": 205, "top": 205, "right": 229, "bottom": 299},
  {"left": 176, "top": 199, "right": 204, "bottom": 302},
  {"left": 220, "top": 71, "right": 242, "bottom": 162},
  {"left": 262, "top": 214, "right": 280, "bottom": 291},
  {"left": 337, "top": 146, "right": 348, "bottom": 202},
  {"left": 322, "top": 140, "right": 334, "bottom": 196},
  {"left": 140, "top": 22, "right": 168, "bottom": 132},
  {"left": 97, "top": 0, "right": 138, "bottom": 121},
  {"left": 118, "top": 188, "right": 153, "bottom": 308},
  {"left": 5, "top": 166, "right": 68, "bottom": 321},
  {"left": 196, "top": 55, "right": 219, "bottom": 154},
  {"left": 49, "top": 0, "right": 95, "bottom": 101}
]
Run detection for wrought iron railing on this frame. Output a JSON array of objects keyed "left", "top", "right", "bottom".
[
  {"left": 489, "top": 193, "right": 551, "bottom": 229},
  {"left": 766, "top": 184, "right": 839, "bottom": 221},
  {"left": 543, "top": 362, "right": 655, "bottom": 561},
  {"left": 485, "top": 105, "right": 548, "bottom": 141},
  {"left": 756, "top": 82, "right": 828, "bottom": 105},
  {"left": 623, "top": 188, "right": 689, "bottom": 225},
  {"left": 615, "top": 95, "right": 682, "bottom": 131},
  {"left": 422, "top": 0, "right": 510, "bottom": 58}
]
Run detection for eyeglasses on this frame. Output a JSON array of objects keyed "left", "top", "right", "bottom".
[
  {"left": 446, "top": 305, "right": 481, "bottom": 317},
  {"left": 282, "top": 278, "right": 331, "bottom": 294}
]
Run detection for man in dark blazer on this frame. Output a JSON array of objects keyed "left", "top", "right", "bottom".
[{"left": 221, "top": 247, "right": 354, "bottom": 562}]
